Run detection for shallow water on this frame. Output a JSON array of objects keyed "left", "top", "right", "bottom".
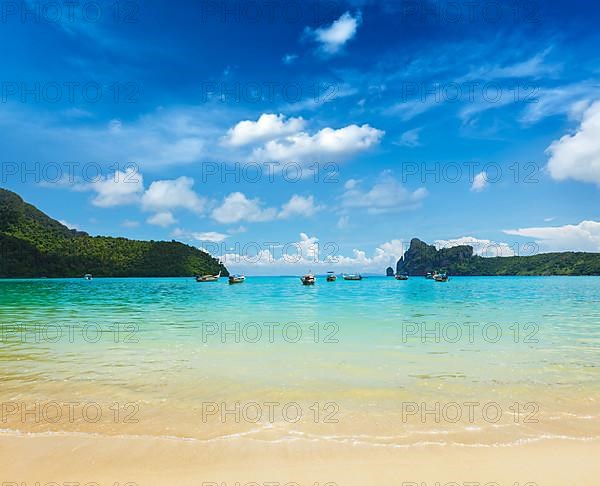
[{"left": 1, "top": 276, "right": 599, "bottom": 446}]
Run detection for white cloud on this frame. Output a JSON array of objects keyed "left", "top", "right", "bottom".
[
  {"left": 306, "top": 11, "right": 362, "bottom": 54},
  {"left": 141, "top": 176, "right": 206, "bottom": 214},
  {"left": 211, "top": 192, "right": 321, "bottom": 224},
  {"left": 520, "top": 83, "right": 600, "bottom": 125},
  {"left": 252, "top": 123, "right": 384, "bottom": 165},
  {"left": 393, "top": 128, "right": 421, "bottom": 147},
  {"left": 192, "top": 232, "right": 229, "bottom": 243},
  {"left": 147, "top": 211, "right": 177, "bottom": 227},
  {"left": 211, "top": 192, "right": 277, "bottom": 224},
  {"left": 0, "top": 104, "right": 218, "bottom": 171},
  {"left": 435, "top": 236, "right": 516, "bottom": 257},
  {"left": 219, "top": 233, "right": 407, "bottom": 275},
  {"left": 386, "top": 97, "right": 440, "bottom": 121},
  {"left": 58, "top": 220, "right": 80, "bottom": 231},
  {"left": 171, "top": 229, "right": 228, "bottom": 243},
  {"left": 279, "top": 195, "right": 322, "bottom": 219},
  {"left": 223, "top": 113, "right": 306, "bottom": 147},
  {"left": 546, "top": 101, "right": 600, "bottom": 186},
  {"left": 340, "top": 173, "right": 427, "bottom": 213},
  {"left": 88, "top": 167, "right": 144, "bottom": 208},
  {"left": 471, "top": 171, "right": 488, "bottom": 192},
  {"left": 504, "top": 220, "right": 600, "bottom": 252},
  {"left": 460, "top": 49, "right": 558, "bottom": 81}
]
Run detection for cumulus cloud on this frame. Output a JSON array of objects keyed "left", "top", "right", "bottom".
[
  {"left": 471, "top": 171, "right": 488, "bottom": 192},
  {"left": 306, "top": 11, "right": 362, "bottom": 54},
  {"left": 219, "top": 233, "right": 407, "bottom": 275},
  {"left": 546, "top": 101, "right": 600, "bottom": 186},
  {"left": 252, "top": 123, "right": 384, "bottom": 164},
  {"left": 147, "top": 211, "right": 177, "bottom": 227},
  {"left": 223, "top": 113, "right": 306, "bottom": 147},
  {"left": 278, "top": 195, "right": 322, "bottom": 219},
  {"left": 141, "top": 176, "right": 206, "bottom": 214},
  {"left": 340, "top": 173, "right": 427, "bottom": 213},
  {"left": 435, "top": 236, "right": 516, "bottom": 257},
  {"left": 504, "top": 220, "right": 600, "bottom": 252},
  {"left": 211, "top": 192, "right": 278, "bottom": 224},
  {"left": 88, "top": 167, "right": 144, "bottom": 207},
  {"left": 211, "top": 192, "right": 322, "bottom": 224}
]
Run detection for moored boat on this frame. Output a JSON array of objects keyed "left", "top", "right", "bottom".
[
  {"left": 301, "top": 273, "right": 316, "bottom": 285},
  {"left": 228, "top": 274, "right": 245, "bottom": 284},
  {"left": 395, "top": 273, "right": 409, "bottom": 280},
  {"left": 434, "top": 272, "right": 449, "bottom": 282},
  {"left": 83, "top": 274, "right": 93, "bottom": 280},
  {"left": 343, "top": 274, "right": 363, "bottom": 281},
  {"left": 326, "top": 271, "right": 337, "bottom": 282},
  {"left": 196, "top": 271, "right": 221, "bottom": 282},
  {"left": 425, "top": 272, "right": 434, "bottom": 279}
]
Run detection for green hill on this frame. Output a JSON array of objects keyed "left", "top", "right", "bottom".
[
  {"left": 0, "top": 188, "right": 228, "bottom": 278},
  {"left": 396, "top": 238, "right": 600, "bottom": 276}
]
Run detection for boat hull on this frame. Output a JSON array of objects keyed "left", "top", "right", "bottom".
[{"left": 196, "top": 272, "right": 221, "bottom": 282}]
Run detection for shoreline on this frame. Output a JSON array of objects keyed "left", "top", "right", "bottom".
[{"left": 1, "top": 433, "right": 599, "bottom": 485}]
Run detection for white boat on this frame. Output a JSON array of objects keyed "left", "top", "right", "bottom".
[
  {"left": 301, "top": 273, "right": 316, "bottom": 285},
  {"left": 434, "top": 273, "right": 449, "bottom": 282},
  {"left": 228, "top": 274, "right": 245, "bottom": 284},
  {"left": 196, "top": 271, "right": 221, "bottom": 282},
  {"left": 395, "top": 273, "right": 409, "bottom": 280},
  {"left": 326, "top": 271, "right": 337, "bottom": 282},
  {"left": 83, "top": 274, "right": 93, "bottom": 280},
  {"left": 343, "top": 274, "right": 363, "bottom": 281}
]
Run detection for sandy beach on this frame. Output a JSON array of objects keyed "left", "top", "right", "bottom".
[{"left": 1, "top": 433, "right": 599, "bottom": 485}]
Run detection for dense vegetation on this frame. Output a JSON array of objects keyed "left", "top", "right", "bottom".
[
  {"left": 396, "top": 238, "right": 600, "bottom": 276},
  {"left": 0, "top": 188, "right": 228, "bottom": 278}
]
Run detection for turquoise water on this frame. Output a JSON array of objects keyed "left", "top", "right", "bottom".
[{"left": 1, "top": 276, "right": 599, "bottom": 445}]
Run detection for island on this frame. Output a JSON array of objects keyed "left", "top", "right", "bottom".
[
  {"left": 0, "top": 188, "right": 228, "bottom": 278},
  {"left": 395, "top": 238, "right": 600, "bottom": 276}
]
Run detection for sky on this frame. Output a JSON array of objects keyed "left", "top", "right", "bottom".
[{"left": 1, "top": 0, "right": 599, "bottom": 274}]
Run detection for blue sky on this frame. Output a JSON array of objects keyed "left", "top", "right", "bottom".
[{"left": 1, "top": 0, "right": 600, "bottom": 274}]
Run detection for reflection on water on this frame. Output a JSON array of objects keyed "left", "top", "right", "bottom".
[{"left": 0, "top": 276, "right": 599, "bottom": 445}]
